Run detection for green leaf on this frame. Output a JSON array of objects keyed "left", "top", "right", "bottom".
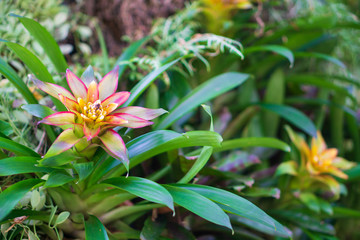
[
  {"left": 13, "top": 15, "right": 68, "bottom": 74},
  {"left": 95, "top": 24, "right": 110, "bottom": 73},
  {"left": 20, "top": 105, "right": 58, "bottom": 143},
  {"left": 258, "top": 103, "right": 317, "bottom": 137},
  {"left": 30, "top": 190, "right": 40, "bottom": 209},
  {"left": 0, "top": 120, "right": 13, "bottom": 136},
  {"left": 295, "top": 52, "right": 346, "bottom": 69},
  {"left": 102, "top": 177, "right": 174, "bottom": 212},
  {"left": 124, "top": 59, "right": 180, "bottom": 106},
  {"left": 286, "top": 75, "right": 357, "bottom": 104},
  {"left": 285, "top": 97, "right": 358, "bottom": 119},
  {"left": 275, "top": 161, "right": 298, "bottom": 176},
  {"left": 272, "top": 210, "right": 334, "bottom": 235},
  {"left": 263, "top": 69, "right": 285, "bottom": 137},
  {"left": 345, "top": 164, "right": 360, "bottom": 182},
  {"left": 317, "top": 198, "right": 333, "bottom": 215},
  {"left": 201, "top": 104, "right": 214, "bottom": 131},
  {"left": 140, "top": 217, "right": 166, "bottom": 240},
  {"left": 0, "top": 210, "right": 50, "bottom": 224},
  {"left": 55, "top": 211, "right": 70, "bottom": 226},
  {"left": 164, "top": 185, "right": 233, "bottom": 231},
  {"left": 74, "top": 162, "right": 94, "bottom": 182},
  {"left": 178, "top": 147, "right": 213, "bottom": 184},
  {"left": 332, "top": 207, "right": 360, "bottom": 218},
  {"left": 38, "top": 151, "right": 78, "bottom": 167},
  {"left": 0, "top": 137, "right": 40, "bottom": 157},
  {"left": 85, "top": 215, "right": 109, "bottom": 240},
  {"left": 245, "top": 45, "right": 294, "bottom": 67},
  {"left": 175, "top": 184, "right": 287, "bottom": 234},
  {"left": 243, "top": 187, "right": 280, "bottom": 199},
  {"left": 214, "top": 137, "right": 291, "bottom": 152},
  {"left": 0, "top": 179, "right": 43, "bottom": 221},
  {"left": 178, "top": 105, "right": 215, "bottom": 183},
  {"left": 88, "top": 130, "right": 180, "bottom": 184},
  {"left": 91, "top": 130, "right": 223, "bottom": 182},
  {"left": 0, "top": 156, "right": 53, "bottom": 176},
  {"left": 230, "top": 215, "right": 291, "bottom": 238},
  {"left": 1, "top": 41, "right": 65, "bottom": 112},
  {"left": 122, "top": 131, "right": 222, "bottom": 176},
  {"left": 0, "top": 57, "right": 37, "bottom": 104},
  {"left": 44, "top": 171, "right": 74, "bottom": 188},
  {"left": 4, "top": 41, "right": 54, "bottom": 83},
  {"left": 299, "top": 192, "right": 320, "bottom": 213},
  {"left": 27, "top": 229, "right": 39, "bottom": 240},
  {"left": 156, "top": 72, "right": 250, "bottom": 130},
  {"left": 22, "top": 104, "right": 55, "bottom": 118},
  {"left": 115, "top": 36, "right": 149, "bottom": 79}
]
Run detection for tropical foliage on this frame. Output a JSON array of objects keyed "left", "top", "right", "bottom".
[{"left": 0, "top": 0, "right": 360, "bottom": 239}]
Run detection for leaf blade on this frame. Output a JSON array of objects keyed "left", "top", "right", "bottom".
[
  {"left": 0, "top": 157, "right": 52, "bottom": 176},
  {"left": 85, "top": 215, "right": 110, "bottom": 240},
  {"left": 156, "top": 72, "right": 250, "bottom": 130},
  {"left": 258, "top": 103, "right": 317, "bottom": 137},
  {"left": 0, "top": 179, "right": 43, "bottom": 221},
  {"left": 102, "top": 177, "right": 174, "bottom": 212},
  {"left": 164, "top": 185, "right": 233, "bottom": 231},
  {"left": 124, "top": 59, "right": 180, "bottom": 106},
  {"left": 14, "top": 15, "right": 68, "bottom": 74},
  {"left": 175, "top": 184, "right": 290, "bottom": 237},
  {"left": 0, "top": 57, "right": 37, "bottom": 104},
  {"left": 215, "top": 137, "right": 291, "bottom": 152}
]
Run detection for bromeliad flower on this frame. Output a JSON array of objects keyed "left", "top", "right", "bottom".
[
  {"left": 288, "top": 128, "right": 354, "bottom": 179},
  {"left": 200, "top": 0, "right": 252, "bottom": 34},
  {"left": 277, "top": 127, "right": 355, "bottom": 198},
  {"left": 202, "top": 0, "right": 252, "bottom": 10},
  {"left": 33, "top": 66, "right": 166, "bottom": 170}
]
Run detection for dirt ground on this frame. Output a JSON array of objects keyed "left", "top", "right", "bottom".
[{"left": 75, "top": 0, "right": 186, "bottom": 56}]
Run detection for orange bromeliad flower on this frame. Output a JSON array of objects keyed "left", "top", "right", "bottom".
[
  {"left": 303, "top": 132, "right": 354, "bottom": 179},
  {"left": 283, "top": 127, "right": 355, "bottom": 197},
  {"left": 33, "top": 66, "right": 166, "bottom": 169}
]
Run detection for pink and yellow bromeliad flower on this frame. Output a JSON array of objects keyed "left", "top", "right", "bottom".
[
  {"left": 281, "top": 127, "right": 355, "bottom": 197},
  {"left": 33, "top": 66, "right": 166, "bottom": 169}
]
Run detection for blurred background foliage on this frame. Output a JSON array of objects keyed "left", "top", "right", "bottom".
[{"left": 1, "top": 0, "right": 360, "bottom": 239}]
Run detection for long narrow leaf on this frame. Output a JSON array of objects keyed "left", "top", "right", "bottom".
[
  {"left": 88, "top": 130, "right": 180, "bottom": 185},
  {"left": 258, "top": 103, "right": 317, "bottom": 137},
  {"left": 175, "top": 184, "right": 291, "bottom": 238},
  {"left": 12, "top": 15, "right": 68, "bottom": 75},
  {"left": 0, "top": 179, "right": 43, "bottom": 221},
  {"left": 3, "top": 41, "right": 54, "bottom": 83},
  {"left": 124, "top": 59, "right": 180, "bottom": 106},
  {"left": 286, "top": 75, "right": 357, "bottom": 104},
  {"left": 0, "top": 57, "right": 37, "bottom": 104},
  {"left": 115, "top": 36, "right": 150, "bottom": 79},
  {"left": 0, "top": 157, "right": 52, "bottom": 176},
  {"left": 0, "top": 137, "right": 40, "bottom": 157},
  {"left": 100, "top": 131, "right": 223, "bottom": 181},
  {"left": 156, "top": 72, "right": 250, "bottom": 130},
  {"left": 164, "top": 185, "right": 233, "bottom": 231},
  {"left": 245, "top": 45, "right": 294, "bottom": 67},
  {"left": 178, "top": 147, "right": 213, "bottom": 184},
  {"left": 102, "top": 177, "right": 174, "bottom": 212},
  {"left": 215, "top": 137, "right": 291, "bottom": 152}
]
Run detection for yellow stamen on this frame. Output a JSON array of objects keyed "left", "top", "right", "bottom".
[{"left": 78, "top": 98, "right": 113, "bottom": 124}]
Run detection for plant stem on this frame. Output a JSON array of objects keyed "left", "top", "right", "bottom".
[
  {"left": 89, "top": 193, "right": 134, "bottom": 215},
  {"left": 100, "top": 203, "right": 162, "bottom": 225}
]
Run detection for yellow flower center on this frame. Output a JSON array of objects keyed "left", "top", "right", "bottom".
[{"left": 78, "top": 98, "right": 107, "bottom": 123}]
